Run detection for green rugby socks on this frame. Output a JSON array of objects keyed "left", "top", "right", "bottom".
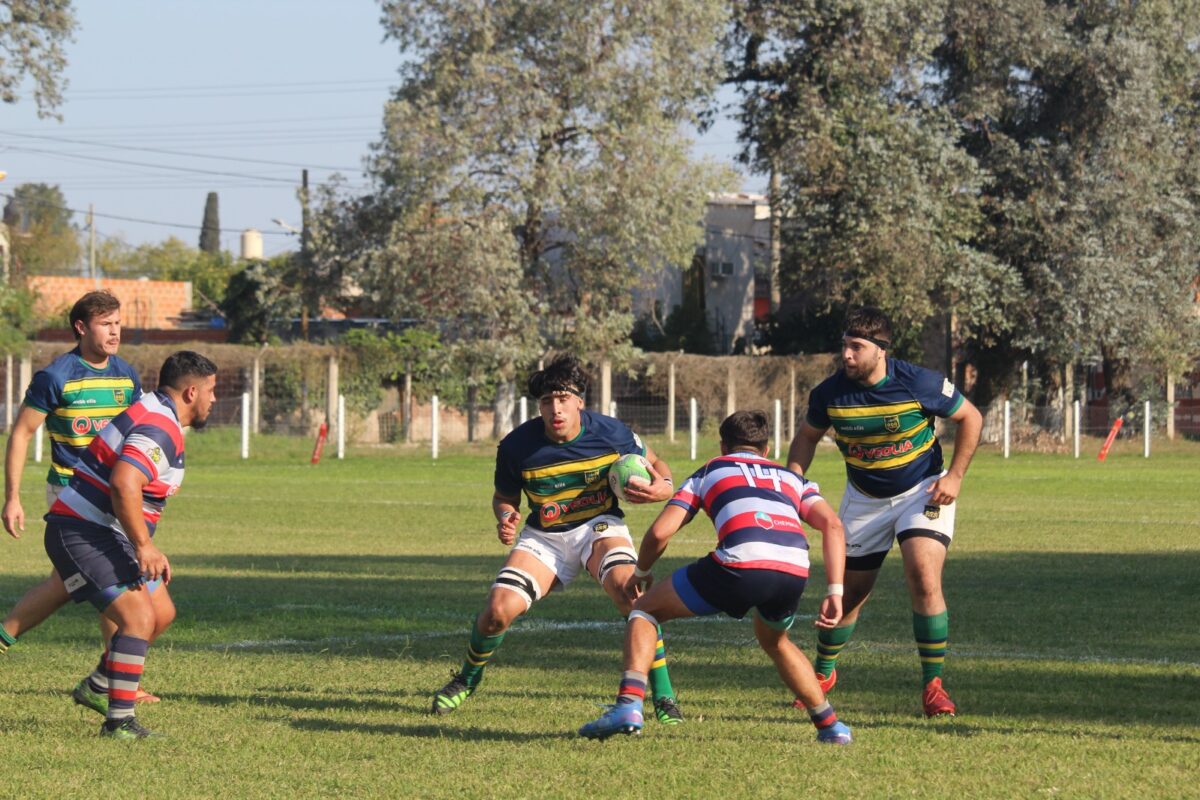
[
  {"left": 459, "top": 625, "right": 505, "bottom": 688},
  {"left": 914, "top": 611, "right": 948, "bottom": 684},
  {"left": 815, "top": 622, "right": 856, "bottom": 676},
  {"left": 0, "top": 626, "right": 16, "bottom": 654},
  {"left": 647, "top": 624, "right": 675, "bottom": 701}
]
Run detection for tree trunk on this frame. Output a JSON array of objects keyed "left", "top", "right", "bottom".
[
  {"left": 1100, "top": 343, "right": 1135, "bottom": 419},
  {"left": 493, "top": 379, "right": 515, "bottom": 439}
]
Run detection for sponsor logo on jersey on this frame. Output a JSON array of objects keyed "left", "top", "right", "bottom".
[
  {"left": 754, "top": 511, "right": 775, "bottom": 529},
  {"left": 584, "top": 469, "right": 600, "bottom": 484},
  {"left": 923, "top": 505, "right": 940, "bottom": 520},
  {"left": 539, "top": 489, "right": 608, "bottom": 525},
  {"left": 594, "top": 522, "right": 608, "bottom": 533},
  {"left": 884, "top": 415, "right": 901, "bottom": 433},
  {"left": 149, "top": 447, "right": 163, "bottom": 464},
  {"left": 114, "top": 388, "right": 127, "bottom": 405},
  {"left": 71, "top": 416, "right": 91, "bottom": 435},
  {"left": 942, "top": 378, "right": 955, "bottom": 397},
  {"left": 847, "top": 439, "right": 914, "bottom": 462}
]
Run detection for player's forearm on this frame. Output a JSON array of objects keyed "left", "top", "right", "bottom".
[
  {"left": 946, "top": 406, "right": 983, "bottom": 479},
  {"left": 786, "top": 435, "right": 817, "bottom": 475},
  {"left": 3, "top": 427, "right": 33, "bottom": 501},
  {"left": 820, "top": 520, "right": 846, "bottom": 587},
  {"left": 636, "top": 525, "right": 674, "bottom": 572},
  {"left": 491, "top": 494, "right": 520, "bottom": 522},
  {"left": 110, "top": 480, "right": 152, "bottom": 549}
]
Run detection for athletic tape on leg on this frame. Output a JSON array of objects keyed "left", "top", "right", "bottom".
[
  {"left": 599, "top": 546, "right": 637, "bottom": 584},
  {"left": 491, "top": 566, "right": 543, "bottom": 611},
  {"left": 629, "top": 609, "right": 659, "bottom": 627}
]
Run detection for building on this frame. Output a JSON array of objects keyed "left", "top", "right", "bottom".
[{"left": 702, "top": 193, "right": 771, "bottom": 353}]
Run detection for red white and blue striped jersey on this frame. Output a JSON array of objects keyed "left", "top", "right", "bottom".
[
  {"left": 47, "top": 391, "right": 185, "bottom": 538},
  {"left": 668, "top": 452, "right": 824, "bottom": 577}
]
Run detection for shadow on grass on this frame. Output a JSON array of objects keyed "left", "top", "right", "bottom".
[
  {"left": 5, "top": 550, "right": 1198, "bottom": 730},
  {"left": 286, "top": 716, "right": 574, "bottom": 741}
]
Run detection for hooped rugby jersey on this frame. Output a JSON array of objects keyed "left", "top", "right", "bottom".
[
  {"left": 23, "top": 348, "right": 142, "bottom": 487},
  {"left": 806, "top": 358, "right": 964, "bottom": 498},
  {"left": 47, "top": 391, "right": 185, "bottom": 538},
  {"left": 495, "top": 410, "right": 645, "bottom": 533},
  {"left": 668, "top": 452, "right": 824, "bottom": 576}
]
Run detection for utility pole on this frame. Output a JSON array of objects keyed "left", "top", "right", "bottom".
[
  {"left": 299, "top": 168, "right": 310, "bottom": 340},
  {"left": 768, "top": 163, "right": 782, "bottom": 314},
  {"left": 88, "top": 203, "right": 98, "bottom": 287}
]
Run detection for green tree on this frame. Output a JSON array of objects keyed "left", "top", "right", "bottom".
[
  {"left": 3, "top": 182, "right": 81, "bottom": 276},
  {"left": 0, "top": 282, "right": 39, "bottom": 355},
  {"left": 0, "top": 0, "right": 76, "bottom": 119},
  {"left": 361, "top": 0, "right": 735, "bottom": 357},
  {"left": 221, "top": 255, "right": 300, "bottom": 344},
  {"left": 199, "top": 191, "right": 220, "bottom": 254},
  {"left": 726, "top": 0, "right": 1010, "bottom": 362},
  {"left": 937, "top": 0, "right": 1200, "bottom": 406}
]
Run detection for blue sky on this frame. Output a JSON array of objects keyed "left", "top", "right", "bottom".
[{"left": 1, "top": 1, "right": 754, "bottom": 261}]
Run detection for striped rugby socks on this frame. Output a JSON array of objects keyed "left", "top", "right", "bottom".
[
  {"left": 647, "top": 625, "right": 676, "bottom": 702},
  {"left": 914, "top": 611, "right": 948, "bottom": 684},
  {"left": 806, "top": 700, "right": 841, "bottom": 732},
  {"left": 459, "top": 626, "right": 505, "bottom": 688},
  {"left": 815, "top": 621, "right": 856, "bottom": 676},
  {"left": 616, "top": 670, "right": 647, "bottom": 706},
  {"left": 105, "top": 634, "right": 148, "bottom": 721}
]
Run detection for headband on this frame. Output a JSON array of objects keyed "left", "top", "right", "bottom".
[{"left": 843, "top": 331, "right": 891, "bottom": 350}]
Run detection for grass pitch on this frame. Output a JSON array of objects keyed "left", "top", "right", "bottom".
[{"left": 1, "top": 430, "right": 1197, "bottom": 799}]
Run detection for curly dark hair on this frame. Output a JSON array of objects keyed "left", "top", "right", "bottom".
[
  {"left": 844, "top": 306, "right": 892, "bottom": 349},
  {"left": 719, "top": 410, "right": 770, "bottom": 452},
  {"left": 159, "top": 350, "right": 218, "bottom": 390},
  {"left": 528, "top": 354, "right": 589, "bottom": 399}
]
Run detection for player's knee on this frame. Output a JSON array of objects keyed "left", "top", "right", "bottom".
[
  {"left": 628, "top": 609, "right": 658, "bottom": 629},
  {"left": 486, "top": 566, "right": 543, "bottom": 626},
  {"left": 597, "top": 546, "right": 637, "bottom": 586}
]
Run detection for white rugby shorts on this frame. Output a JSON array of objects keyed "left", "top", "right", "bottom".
[
  {"left": 839, "top": 472, "right": 955, "bottom": 559},
  {"left": 511, "top": 514, "right": 633, "bottom": 588}
]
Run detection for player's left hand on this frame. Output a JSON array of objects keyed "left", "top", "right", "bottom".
[
  {"left": 624, "top": 570, "right": 653, "bottom": 600},
  {"left": 815, "top": 595, "right": 842, "bottom": 629},
  {"left": 622, "top": 464, "right": 673, "bottom": 504},
  {"left": 926, "top": 473, "right": 963, "bottom": 506}
]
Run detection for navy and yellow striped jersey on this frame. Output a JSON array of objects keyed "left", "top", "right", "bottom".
[
  {"left": 495, "top": 411, "right": 646, "bottom": 532},
  {"left": 23, "top": 348, "right": 142, "bottom": 487},
  {"left": 806, "top": 358, "right": 964, "bottom": 498}
]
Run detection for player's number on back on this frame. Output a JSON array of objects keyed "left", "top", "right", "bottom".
[{"left": 736, "top": 462, "right": 781, "bottom": 492}]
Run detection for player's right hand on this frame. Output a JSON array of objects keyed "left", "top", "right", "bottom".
[
  {"left": 624, "top": 571, "right": 653, "bottom": 601},
  {"left": 2, "top": 499, "right": 25, "bottom": 539},
  {"left": 137, "top": 542, "right": 171, "bottom": 584},
  {"left": 496, "top": 511, "right": 520, "bottom": 546}
]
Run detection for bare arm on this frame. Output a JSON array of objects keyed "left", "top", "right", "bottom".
[
  {"left": 109, "top": 459, "right": 169, "bottom": 583},
  {"left": 623, "top": 503, "right": 689, "bottom": 599},
  {"left": 622, "top": 445, "right": 674, "bottom": 504},
  {"left": 801, "top": 498, "right": 845, "bottom": 629},
  {"left": 3, "top": 404, "right": 48, "bottom": 538},
  {"left": 492, "top": 490, "right": 522, "bottom": 546},
  {"left": 786, "top": 420, "right": 828, "bottom": 476},
  {"left": 927, "top": 397, "right": 983, "bottom": 506}
]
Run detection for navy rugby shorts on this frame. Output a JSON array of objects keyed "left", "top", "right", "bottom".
[
  {"left": 671, "top": 555, "right": 807, "bottom": 630},
  {"left": 44, "top": 515, "right": 159, "bottom": 610}
]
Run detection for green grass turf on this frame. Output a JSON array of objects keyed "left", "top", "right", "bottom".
[{"left": 1, "top": 429, "right": 1197, "bottom": 798}]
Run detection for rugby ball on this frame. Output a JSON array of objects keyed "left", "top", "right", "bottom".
[{"left": 608, "top": 454, "right": 652, "bottom": 501}]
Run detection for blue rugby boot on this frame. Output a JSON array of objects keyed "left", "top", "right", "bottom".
[
  {"left": 579, "top": 702, "right": 644, "bottom": 740},
  {"left": 816, "top": 720, "right": 853, "bottom": 745}
]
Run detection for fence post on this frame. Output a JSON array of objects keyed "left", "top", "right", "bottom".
[
  {"left": 774, "top": 399, "right": 782, "bottom": 459},
  {"left": 519, "top": 396, "right": 528, "bottom": 425},
  {"left": 1080, "top": 398, "right": 1089, "bottom": 460},
  {"left": 403, "top": 372, "right": 413, "bottom": 443},
  {"left": 240, "top": 392, "right": 250, "bottom": 459},
  {"left": 667, "top": 361, "right": 676, "bottom": 442},
  {"left": 1003, "top": 400, "right": 1011, "bottom": 459},
  {"left": 1144, "top": 400, "right": 1151, "bottom": 459},
  {"left": 19, "top": 356, "right": 31, "bottom": 405},
  {"left": 34, "top": 423, "right": 43, "bottom": 463},
  {"left": 689, "top": 397, "right": 697, "bottom": 462},
  {"left": 600, "top": 359, "right": 612, "bottom": 416},
  {"left": 337, "top": 394, "right": 346, "bottom": 460},
  {"left": 326, "top": 355, "right": 339, "bottom": 445},
  {"left": 431, "top": 395, "right": 439, "bottom": 460},
  {"left": 788, "top": 363, "right": 796, "bottom": 441},
  {"left": 4, "top": 353, "right": 12, "bottom": 431},
  {"left": 609, "top": 400, "right": 617, "bottom": 418},
  {"left": 725, "top": 362, "right": 736, "bottom": 418},
  {"left": 1166, "top": 372, "right": 1175, "bottom": 441},
  {"left": 251, "top": 352, "right": 262, "bottom": 435}
]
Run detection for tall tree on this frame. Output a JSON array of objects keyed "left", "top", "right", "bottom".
[
  {"left": 726, "top": 1, "right": 1011, "bottom": 360},
  {"left": 0, "top": 0, "right": 76, "bottom": 119},
  {"left": 199, "top": 191, "right": 220, "bottom": 254},
  {"left": 937, "top": 0, "right": 1200, "bottom": 406},
  {"left": 3, "top": 182, "right": 81, "bottom": 276},
  {"left": 359, "top": 0, "right": 734, "bottom": 360}
]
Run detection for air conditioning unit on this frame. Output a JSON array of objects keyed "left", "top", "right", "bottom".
[{"left": 712, "top": 261, "right": 734, "bottom": 278}]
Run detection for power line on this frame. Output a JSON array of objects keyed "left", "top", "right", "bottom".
[
  {"left": 4, "top": 145, "right": 302, "bottom": 184},
  {"left": 1, "top": 190, "right": 293, "bottom": 236},
  {"left": 0, "top": 130, "right": 362, "bottom": 172}
]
